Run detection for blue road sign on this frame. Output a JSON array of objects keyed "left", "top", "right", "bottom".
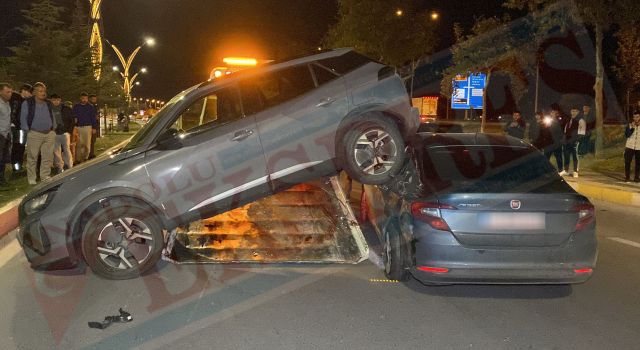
[{"left": 451, "top": 73, "right": 486, "bottom": 110}]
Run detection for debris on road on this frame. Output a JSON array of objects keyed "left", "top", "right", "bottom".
[{"left": 88, "top": 308, "right": 133, "bottom": 329}]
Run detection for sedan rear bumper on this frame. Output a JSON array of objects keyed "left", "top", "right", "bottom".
[
  {"left": 410, "top": 223, "right": 598, "bottom": 285},
  {"left": 410, "top": 266, "right": 593, "bottom": 285}
]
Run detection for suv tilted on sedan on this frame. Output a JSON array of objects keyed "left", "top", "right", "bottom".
[{"left": 18, "top": 48, "right": 418, "bottom": 279}]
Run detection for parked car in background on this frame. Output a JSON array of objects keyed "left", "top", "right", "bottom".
[
  {"left": 364, "top": 133, "right": 597, "bottom": 285},
  {"left": 18, "top": 48, "right": 418, "bottom": 279}
]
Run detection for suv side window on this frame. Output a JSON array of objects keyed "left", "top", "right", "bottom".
[
  {"left": 171, "top": 86, "right": 243, "bottom": 134},
  {"left": 248, "top": 65, "right": 316, "bottom": 110},
  {"left": 311, "top": 63, "right": 339, "bottom": 86}
]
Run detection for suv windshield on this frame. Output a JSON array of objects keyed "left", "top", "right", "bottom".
[
  {"left": 419, "top": 145, "right": 559, "bottom": 193},
  {"left": 122, "top": 85, "right": 200, "bottom": 151}
]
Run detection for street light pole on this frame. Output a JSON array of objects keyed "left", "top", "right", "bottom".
[{"left": 108, "top": 38, "right": 154, "bottom": 102}]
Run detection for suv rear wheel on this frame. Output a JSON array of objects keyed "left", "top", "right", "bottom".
[
  {"left": 341, "top": 115, "right": 405, "bottom": 185},
  {"left": 81, "top": 200, "right": 164, "bottom": 279}
]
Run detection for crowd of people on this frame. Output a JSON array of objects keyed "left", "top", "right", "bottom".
[
  {"left": 504, "top": 104, "right": 640, "bottom": 183},
  {"left": 504, "top": 105, "right": 593, "bottom": 179},
  {"left": 0, "top": 82, "right": 99, "bottom": 188}
]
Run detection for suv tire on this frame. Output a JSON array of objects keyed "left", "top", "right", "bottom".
[
  {"left": 341, "top": 115, "right": 405, "bottom": 185},
  {"left": 81, "top": 200, "right": 164, "bottom": 279}
]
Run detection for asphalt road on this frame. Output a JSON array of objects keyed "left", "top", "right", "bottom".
[{"left": 0, "top": 199, "right": 638, "bottom": 350}]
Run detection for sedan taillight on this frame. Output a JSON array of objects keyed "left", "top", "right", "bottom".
[
  {"left": 411, "top": 202, "right": 455, "bottom": 231},
  {"left": 572, "top": 203, "right": 595, "bottom": 231}
]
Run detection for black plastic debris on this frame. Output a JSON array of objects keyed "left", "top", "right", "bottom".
[{"left": 88, "top": 308, "right": 133, "bottom": 329}]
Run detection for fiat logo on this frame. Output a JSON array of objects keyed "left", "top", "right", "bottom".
[{"left": 510, "top": 200, "right": 521, "bottom": 210}]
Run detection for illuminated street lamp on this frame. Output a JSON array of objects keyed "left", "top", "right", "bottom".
[
  {"left": 395, "top": 9, "right": 403, "bottom": 17},
  {"left": 108, "top": 37, "right": 155, "bottom": 102},
  {"left": 430, "top": 11, "right": 440, "bottom": 20}
]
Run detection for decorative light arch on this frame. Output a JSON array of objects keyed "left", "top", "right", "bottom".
[{"left": 89, "top": 0, "right": 103, "bottom": 80}]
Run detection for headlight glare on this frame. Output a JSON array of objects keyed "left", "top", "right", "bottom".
[{"left": 24, "top": 193, "right": 50, "bottom": 215}]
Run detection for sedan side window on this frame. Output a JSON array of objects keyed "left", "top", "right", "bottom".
[{"left": 170, "top": 87, "right": 243, "bottom": 135}]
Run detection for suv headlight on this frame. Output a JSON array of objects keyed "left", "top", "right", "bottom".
[{"left": 24, "top": 191, "right": 55, "bottom": 215}]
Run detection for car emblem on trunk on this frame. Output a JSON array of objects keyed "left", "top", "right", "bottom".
[{"left": 510, "top": 200, "right": 521, "bottom": 210}]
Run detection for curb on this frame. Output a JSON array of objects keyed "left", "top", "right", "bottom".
[
  {"left": 0, "top": 198, "right": 23, "bottom": 240},
  {"left": 566, "top": 181, "right": 640, "bottom": 207}
]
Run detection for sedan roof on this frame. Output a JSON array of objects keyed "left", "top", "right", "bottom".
[{"left": 412, "top": 132, "right": 532, "bottom": 149}]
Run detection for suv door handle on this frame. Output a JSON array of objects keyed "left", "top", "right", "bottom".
[
  {"left": 316, "top": 97, "right": 335, "bottom": 107},
  {"left": 232, "top": 129, "right": 253, "bottom": 142}
]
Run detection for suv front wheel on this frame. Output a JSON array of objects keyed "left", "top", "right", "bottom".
[
  {"left": 341, "top": 115, "right": 406, "bottom": 185},
  {"left": 81, "top": 200, "right": 164, "bottom": 279}
]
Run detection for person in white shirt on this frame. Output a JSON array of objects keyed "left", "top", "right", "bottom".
[
  {"left": 624, "top": 111, "right": 640, "bottom": 183},
  {"left": 0, "top": 83, "right": 13, "bottom": 188},
  {"left": 577, "top": 109, "right": 587, "bottom": 156}
]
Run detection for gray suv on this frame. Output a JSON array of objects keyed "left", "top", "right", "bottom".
[{"left": 18, "top": 49, "right": 418, "bottom": 279}]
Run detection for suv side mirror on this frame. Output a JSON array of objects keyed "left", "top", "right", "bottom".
[{"left": 155, "top": 128, "right": 183, "bottom": 150}]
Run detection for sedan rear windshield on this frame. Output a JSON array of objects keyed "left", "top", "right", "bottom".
[{"left": 419, "top": 146, "right": 559, "bottom": 193}]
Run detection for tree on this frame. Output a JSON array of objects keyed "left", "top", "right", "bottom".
[
  {"left": 5, "top": 0, "right": 75, "bottom": 97},
  {"left": 324, "top": 0, "right": 437, "bottom": 69},
  {"left": 506, "top": 0, "right": 640, "bottom": 157},
  {"left": 613, "top": 27, "right": 640, "bottom": 120},
  {"left": 442, "top": 15, "right": 531, "bottom": 132}
]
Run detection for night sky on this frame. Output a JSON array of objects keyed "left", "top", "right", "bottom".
[{"left": 1, "top": 0, "right": 507, "bottom": 99}]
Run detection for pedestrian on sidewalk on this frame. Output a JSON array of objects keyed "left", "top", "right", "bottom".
[
  {"left": 624, "top": 111, "right": 640, "bottom": 183},
  {"left": 0, "top": 83, "right": 13, "bottom": 189},
  {"left": 560, "top": 107, "right": 584, "bottom": 178},
  {"left": 583, "top": 104, "right": 595, "bottom": 154},
  {"left": 9, "top": 84, "right": 32, "bottom": 175},
  {"left": 529, "top": 111, "right": 547, "bottom": 150},
  {"left": 50, "top": 94, "right": 74, "bottom": 174},
  {"left": 543, "top": 108, "right": 564, "bottom": 171},
  {"left": 505, "top": 111, "right": 526, "bottom": 139},
  {"left": 19, "top": 82, "right": 56, "bottom": 185},
  {"left": 577, "top": 107, "right": 588, "bottom": 157},
  {"left": 88, "top": 94, "right": 99, "bottom": 159},
  {"left": 73, "top": 92, "right": 97, "bottom": 163}
]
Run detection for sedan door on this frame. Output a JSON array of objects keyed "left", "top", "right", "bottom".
[{"left": 144, "top": 85, "right": 269, "bottom": 225}]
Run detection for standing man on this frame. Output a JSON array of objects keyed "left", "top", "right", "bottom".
[
  {"left": 560, "top": 107, "right": 584, "bottom": 178},
  {"left": 529, "top": 111, "right": 547, "bottom": 150},
  {"left": 0, "top": 83, "right": 13, "bottom": 188},
  {"left": 88, "top": 94, "right": 99, "bottom": 159},
  {"left": 624, "top": 111, "right": 640, "bottom": 183},
  {"left": 504, "top": 111, "right": 526, "bottom": 139},
  {"left": 50, "top": 94, "right": 74, "bottom": 173},
  {"left": 582, "top": 104, "right": 594, "bottom": 154},
  {"left": 73, "top": 92, "right": 97, "bottom": 163},
  {"left": 544, "top": 108, "right": 564, "bottom": 172},
  {"left": 9, "top": 84, "right": 32, "bottom": 175},
  {"left": 20, "top": 82, "right": 56, "bottom": 185}
]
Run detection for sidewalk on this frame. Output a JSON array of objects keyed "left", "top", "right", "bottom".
[
  {"left": 564, "top": 171, "right": 640, "bottom": 207},
  {"left": 0, "top": 198, "right": 22, "bottom": 240}
]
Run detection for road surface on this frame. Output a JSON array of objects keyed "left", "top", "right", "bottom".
[{"left": 0, "top": 199, "right": 638, "bottom": 350}]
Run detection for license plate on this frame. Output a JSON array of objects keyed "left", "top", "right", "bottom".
[{"left": 479, "top": 212, "right": 546, "bottom": 230}]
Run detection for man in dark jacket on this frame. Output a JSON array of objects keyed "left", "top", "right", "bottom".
[
  {"left": 73, "top": 92, "right": 97, "bottom": 163},
  {"left": 560, "top": 107, "right": 583, "bottom": 178},
  {"left": 88, "top": 94, "right": 99, "bottom": 159},
  {"left": 543, "top": 109, "right": 564, "bottom": 172},
  {"left": 51, "top": 94, "right": 75, "bottom": 173},
  {"left": 9, "top": 84, "right": 32, "bottom": 174},
  {"left": 624, "top": 111, "right": 640, "bottom": 183},
  {"left": 529, "top": 111, "right": 548, "bottom": 150},
  {"left": 505, "top": 111, "right": 526, "bottom": 139}
]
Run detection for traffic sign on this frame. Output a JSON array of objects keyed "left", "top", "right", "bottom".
[{"left": 451, "top": 73, "right": 486, "bottom": 110}]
